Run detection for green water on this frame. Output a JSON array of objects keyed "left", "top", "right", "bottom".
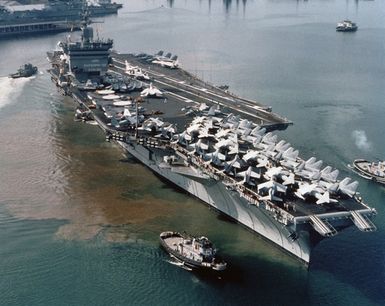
[{"left": 0, "top": 0, "right": 384, "bottom": 305}]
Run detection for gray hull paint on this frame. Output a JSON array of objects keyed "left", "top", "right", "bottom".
[{"left": 118, "top": 141, "right": 312, "bottom": 263}]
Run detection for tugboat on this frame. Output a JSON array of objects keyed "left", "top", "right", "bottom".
[
  {"left": 336, "top": 20, "right": 358, "bottom": 32},
  {"left": 352, "top": 159, "right": 385, "bottom": 185},
  {"left": 10, "top": 63, "right": 38, "bottom": 78},
  {"left": 160, "top": 231, "right": 227, "bottom": 271}
]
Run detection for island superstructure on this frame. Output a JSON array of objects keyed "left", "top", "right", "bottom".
[{"left": 47, "top": 22, "right": 377, "bottom": 264}]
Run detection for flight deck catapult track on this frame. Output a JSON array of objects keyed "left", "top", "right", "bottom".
[{"left": 110, "top": 53, "right": 292, "bottom": 131}]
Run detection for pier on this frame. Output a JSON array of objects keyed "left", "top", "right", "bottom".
[{"left": 0, "top": 20, "right": 80, "bottom": 37}]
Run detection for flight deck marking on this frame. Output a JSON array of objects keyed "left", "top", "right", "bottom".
[
  {"left": 114, "top": 58, "right": 235, "bottom": 102},
  {"left": 113, "top": 58, "right": 280, "bottom": 115},
  {"left": 115, "top": 58, "right": 235, "bottom": 102},
  {"left": 159, "top": 74, "right": 235, "bottom": 102},
  {"left": 113, "top": 61, "right": 269, "bottom": 122},
  {"left": 153, "top": 79, "right": 269, "bottom": 123},
  {"left": 112, "top": 58, "right": 273, "bottom": 123}
]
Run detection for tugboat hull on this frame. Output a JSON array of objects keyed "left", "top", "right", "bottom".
[
  {"left": 336, "top": 20, "right": 358, "bottom": 32},
  {"left": 160, "top": 231, "right": 227, "bottom": 271},
  {"left": 353, "top": 159, "right": 385, "bottom": 185},
  {"left": 336, "top": 27, "right": 357, "bottom": 32},
  {"left": 10, "top": 64, "right": 38, "bottom": 79}
]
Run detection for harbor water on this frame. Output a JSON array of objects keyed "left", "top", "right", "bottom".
[{"left": 0, "top": 0, "right": 384, "bottom": 305}]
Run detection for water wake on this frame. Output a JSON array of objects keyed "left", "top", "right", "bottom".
[
  {"left": 0, "top": 76, "right": 31, "bottom": 110},
  {"left": 352, "top": 130, "right": 372, "bottom": 151},
  {"left": 166, "top": 258, "right": 193, "bottom": 271}
]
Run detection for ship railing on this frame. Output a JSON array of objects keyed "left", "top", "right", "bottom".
[
  {"left": 259, "top": 198, "right": 294, "bottom": 225},
  {"left": 295, "top": 209, "right": 376, "bottom": 223},
  {"left": 309, "top": 215, "right": 338, "bottom": 237},
  {"left": 135, "top": 136, "right": 168, "bottom": 149},
  {"left": 294, "top": 207, "right": 376, "bottom": 232},
  {"left": 350, "top": 210, "right": 377, "bottom": 232},
  {"left": 239, "top": 191, "right": 259, "bottom": 206},
  {"left": 169, "top": 142, "right": 296, "bottom": 225},
  {"left": 354, "top": 195, "right": 377, "bottom": 211}
]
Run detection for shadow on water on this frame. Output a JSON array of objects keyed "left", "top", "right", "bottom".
[
  {"left": 309, "top": 230, "right": 385, "bottom": 305},
  {"left": 158, "top": 246, "right": 311, "bottom": 305},
  {"left": 216, "top": 212, "right": 238, "bottom": 224},
  {"left": 165, "top": 0, "right": 249, "bottom": 13},
  {"left": 223, "top": 0, "right": 248, "bottom": 14},
  {"left": 118, "top": 155, "right": 139, "bottom": 164},
  {"left": 167, "top": 0, "right": 174, "bottom": 8}
]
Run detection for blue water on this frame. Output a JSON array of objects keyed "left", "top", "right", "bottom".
[{"left": 0, "top": 0, "right": 385, "bottom": 305}]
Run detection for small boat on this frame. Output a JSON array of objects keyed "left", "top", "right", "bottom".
[
  {"left": 336, "top": 20, "right": 358, "bottom": 32},
  {"left": 10, "top": 63, "right": 38, "bottom": 78},
  {"left": 160, "top": 231, "right": 227, "bottom": 271},
  {"left": 352, "top": 159, "right": 385, "bottom": 185}
]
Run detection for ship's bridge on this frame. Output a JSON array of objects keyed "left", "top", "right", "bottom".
[{"left": 66, "top": 26, "right": 113, "bottom": 79}]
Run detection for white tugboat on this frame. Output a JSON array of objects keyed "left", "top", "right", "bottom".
[
  {"left": 336, "top": 20, "right": 358, "bottom": 32},
  {"left": 160, "top": 231, "right": 227, "bottom": 271},
  {"left": 352, "top": 159, "right": 385, "bottom": 185}
]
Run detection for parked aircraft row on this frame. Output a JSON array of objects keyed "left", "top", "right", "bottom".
[
  {"left": 116, "top": 98, "right": 359, "bottom": 205},
  {"left": 165, "top": 103, "right": 360, "bottom": 204},
  {"left": 152, "top": 50, "right": 179, "bottom": 69},
  {"left": 124, "top": 60, "right": 150, "bottom": 80},
  {"left": 134, "top": 51, "right": 179, "bottom": 69}
]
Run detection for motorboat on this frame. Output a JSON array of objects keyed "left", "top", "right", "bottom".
[{"left": 336, "top": 20, "right": 358, "bottom": 32}]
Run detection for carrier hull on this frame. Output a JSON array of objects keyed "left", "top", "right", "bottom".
[
  {"left": 46, "top": 24, "right": 377, "bottom": 265},
  {"left": 118, "top": 140, "right": 316, "bottom": 263}
]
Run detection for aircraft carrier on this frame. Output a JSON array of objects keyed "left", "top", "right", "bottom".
[
  {"left": 47, "top": 22, "right": 377, "bottom": 264},
  {"left": 0, "top": 0, "right": 122, "bottom": 38}
]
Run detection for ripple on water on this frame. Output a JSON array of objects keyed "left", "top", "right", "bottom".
[
  {"left": 0, "top": 107, "right": 71, "bottom": 205},
  {"left": 0, "top": 216, "right": 69, "bottom": 279},
  {"left": 0, "top": 76, "right": 32, "bottom": 110}
]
